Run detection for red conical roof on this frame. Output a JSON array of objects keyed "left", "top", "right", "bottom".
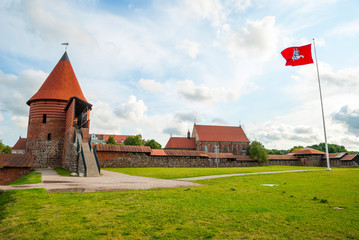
[{"left": 27, "top": 52, "right": 86, "bottom": 105}]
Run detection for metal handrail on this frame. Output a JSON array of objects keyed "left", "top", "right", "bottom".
[
  {"left": 93, "top": 145, "right": 101, "bottom": 174},
  {"left": 80, "top": 145, "right": 87, "bottom": 176}
]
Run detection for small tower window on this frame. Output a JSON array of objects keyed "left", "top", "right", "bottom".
[
  {"left": 204, "top": 145, "right": 208, "bottom": 152},
  {"left": 42, "top": 114, "right": 47, "bottom": 123},
  {"left": 47, "top": 133, "right": 52, "bottom": 141}
]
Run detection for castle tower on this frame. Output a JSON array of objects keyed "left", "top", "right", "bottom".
[{"left": 26, "top": 52, "right": 88, "bottom": 168}]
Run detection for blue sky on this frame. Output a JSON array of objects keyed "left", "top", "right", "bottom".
[{"left": 1, "top": 0, "right": 359, "bottom": 150}]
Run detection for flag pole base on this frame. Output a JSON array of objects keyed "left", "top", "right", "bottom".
[{"left": 326, "top": 168, "right": 331, "bottom": 171}]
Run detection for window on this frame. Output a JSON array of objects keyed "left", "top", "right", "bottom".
[
  {"left": 204, "top": 145, "right": 208, "bottom": 152},
  {"left": 47, "top": 133, "right": 52, "bottom": 141},
  {"left": 42, "top": 114, "right": 47, "bottom": 123}
]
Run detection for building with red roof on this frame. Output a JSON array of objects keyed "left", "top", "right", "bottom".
[
  {"left": 165, "top": 124, "right": 250, "bottom": 155},
  {"left": 11, "top": 137, "right": 27, "bottom": 154}
]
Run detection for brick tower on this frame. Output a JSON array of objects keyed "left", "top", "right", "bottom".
[{"left": 26, "top": 52, "right": 89, "bottom": 168}]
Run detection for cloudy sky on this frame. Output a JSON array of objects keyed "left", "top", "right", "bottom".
[{"left": 1, "top": 0, "right": 358, "bottom": 151}]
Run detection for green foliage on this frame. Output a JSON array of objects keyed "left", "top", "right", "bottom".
[
  {"left": 287, "top": 146, "right": 304, "bottom": 153},
  {"left": 145, "top": 139, "right": 162, "bottom": 149},
  {"left": 0, "top": 140, "right": 11, "bottom": 154},
  {"left": 266, "top": 149, "right": 285, "bottom": 155},
  {"left": 308, "top": 143, "right": 347, "bottom": 153},
  {"left": 8, "top": 171, "right": 42, "bottom": 185},
  {"left": 53, "top": 167, "right": 72, "bottom": 176},
  {"left": 1, "top": 170, "right": 359, "bottom": 239},
  {"left": 124, "top": 134, "right": 143, "bottom": 146},
  {"left": 247, "top": 141, "right": 268, "bottom": 162},
  {"left": 106, "top": 135, "right": 116, "bottom": 145}
]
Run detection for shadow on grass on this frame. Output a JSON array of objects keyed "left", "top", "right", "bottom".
[{"left": 0, "top": 191, "right": 15, "bottom": 222}]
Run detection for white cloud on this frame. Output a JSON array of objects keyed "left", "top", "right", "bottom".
[
  {"left": 183, "top": 0, "right": 225, "bottom": 26},
  {"left": 0, "top": 113, "right": 3, "bottom": 122},
  {"left": 114, "top": 95, "right": 148, "bottom": 122},
  {"left": 138, "top": 79, "right": 164, "bottom": 92},
  {"left": 176, "top": 39, "right": 200, "bottom": 59},
  {"left": 330, "top": 19, "right": 359, "bottom": 36},
  {"left": 10, "top": 115, "right": 28, "bottom": 128},
  {"left": 227, "top": 16, "right": 279, "bottom": 61},
  {"left": 90, "top": 101, "right": 121, "bottom": 134},
  {"left": 0, "top": 70, "right": 46, "bottom": 116},
  {"left": 177, "top": 80, "right": 239, "bottom": 102}
]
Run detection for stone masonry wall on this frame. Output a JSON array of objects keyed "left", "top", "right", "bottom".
[
  {"left": 98, "top": 152, "right": 300, "bottom": 168},
  {"left": 27, "top": 139, "right": 64, "bottom": 167}
]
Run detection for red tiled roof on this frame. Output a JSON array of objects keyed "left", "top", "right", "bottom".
[
  {"left": 12, "top": 138, "right": 27, "bottom": 150},
  {"left": 194, "top": 124, "right": 249, "bottom": 142},
  {"left": 103, "top": 135, "right": 132, "bottom": 143},
  {"left": 165, "top": 137, "right": 196, "bottom": 149},
  {"left": 268, "top": 155, "right": 298, "bottom": 160},
  {"left": 292, "top": 147, "right": 325, "bottom": 155},
  {"left": 341, "top": 154, "right": 358, "bottom": 161},
  {"left": 94, "top": 144, "right": 151, "bottom": 153},
  {"left": 163, "top": 149, "right": 208, "bottom": 157},
  {"left": 0, "top": 153, "right": 34, "bottom": 167},
  {"left": 150, "top": 149, "right": 167, "bottom": 156},
  {"left": 235, "top": 155, "right": 255, "bottom": 161},
  {"left": 206, "top": 152, "right": 236, "bottom": 159},
  {"left": 327, "top": 152, "right": 347, "bottom": 159},
  {"left": 27, "top": 52, "right": 86, "bottom": 105}
]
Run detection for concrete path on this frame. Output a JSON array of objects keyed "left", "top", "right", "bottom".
[
  {"left": 0, "top": 169, "right": 200, "bottom": 193},
  {"left": 175, "top": 169, "right": 327, "bottom": 181}
]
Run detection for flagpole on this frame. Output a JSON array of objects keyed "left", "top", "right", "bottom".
[{"left": 312, "top": 38, "right": 331, "bottom": 171}]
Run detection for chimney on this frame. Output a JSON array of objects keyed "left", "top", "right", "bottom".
[{"left": 187, "top": 130, "right": 191, "bottom": 139}]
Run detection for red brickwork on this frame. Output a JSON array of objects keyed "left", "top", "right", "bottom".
[
  {"left": 196, "top": 141, "right": 248, "bottom": 155},
  {"left": 0, "top": 167, "right": 32, "bottom": 185}
]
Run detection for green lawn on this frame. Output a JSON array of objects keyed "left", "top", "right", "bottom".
[
  {"left": 103, "top": 165, "right": 326, "bottom": 179},
  {"left": 8, "top": 171, "right": 42, "bottom": 185},
  {"left": 1, "top": 170, "right": 358, "bottom": 239}
]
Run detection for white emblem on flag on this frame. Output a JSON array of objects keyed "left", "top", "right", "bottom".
[{"left": 292, "top": 48, "right": 304, "bottom": 61}]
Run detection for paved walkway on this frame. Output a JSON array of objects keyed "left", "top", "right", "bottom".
[
  {"left": 0, "top": 169, "right": 200, "bottom": 193},
  {"left": 2, "top": 168, "right": 356, "bottom": 193}
]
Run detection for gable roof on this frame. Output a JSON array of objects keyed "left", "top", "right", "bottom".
[
  {"left": 12, "top": 137, "right": 27, "bottom": 150},
  {"left": 292, "top": 147, "right": 325, "bottom": 155},
  {"left": 194, "top": 124, "right": 249, "bottom": 142},
  {"left": 341, "top": 154, "right": 358, "bottom": 161},
  {"left": 94, "top": 144, "right": 151, "bottom": 153},
  {"left": 165, "top": 137, "right": 196, "bottom": 149},
  {"left": 27, "top": 52, "right": 86, "bottom": 105},
  {"left": 0, "top": 153, "right": 34, "bottom": 167},
  {"left": 327, "top": 152, "right": 347, "bottom": 159}
]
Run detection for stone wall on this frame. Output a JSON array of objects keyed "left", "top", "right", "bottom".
[
  {"left": 0, "top": 167, "right": 32, "bottom": 185},
  {"left": 98, "top": 151, "right": 300, "bottom": 168},
  {"left": 27, "top": 139, "right": 64, "bottom": 168}
]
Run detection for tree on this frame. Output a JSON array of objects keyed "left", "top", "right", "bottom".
[
  {"left": 1, "top": 146, "right": 11, "bottom": 154},
  {"left": 247, "top": 141, "right": 268, "bottom": 162},
  {"left": 106, "top": 135, "right": 116, "bottom": 145},
  {"left": 266, "top": 149, "right": 285, "bottom": 155},
  {"left": 308, "top": 143, "right": 347, "bottom": 153},
  {"left": 145, "top": 139, "right": 162, "bottom": 149},
  {"left": 124, "top": 135, "right": 144, "bottom": 146},
  {"left": 287, "top": 146, "right": 304, "bottom": 153},
  {"left": 0, "top": 140, "right": 11, "bottom": 154}
]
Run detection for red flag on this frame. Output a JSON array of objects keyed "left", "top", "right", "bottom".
[{"left": 281, "top": 44, "right": 314, "bottom": 66}]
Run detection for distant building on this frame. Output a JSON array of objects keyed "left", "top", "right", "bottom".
[
  {"left": 91, "top": 134, "right": 133, "bottom": 144},
  {"left": 11, "top": 137, "right": 27, "bottom": 154},
  {"left": 165, "top": 124, "right": 250, "bottom": 155}
]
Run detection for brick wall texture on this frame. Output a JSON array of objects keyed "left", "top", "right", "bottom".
[{"left": 0, "top": 167, "right": 32, "bottom": 185}]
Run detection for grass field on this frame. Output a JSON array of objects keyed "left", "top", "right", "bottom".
[
  {"left": 8, "top": 171, "right": 41, "bottom": 185},
  {"left": 1, "top": 169, "right": 358, "bottom": 239},
  {"left": 104, "top": 165, "right": 326, "bottom": 179}
]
